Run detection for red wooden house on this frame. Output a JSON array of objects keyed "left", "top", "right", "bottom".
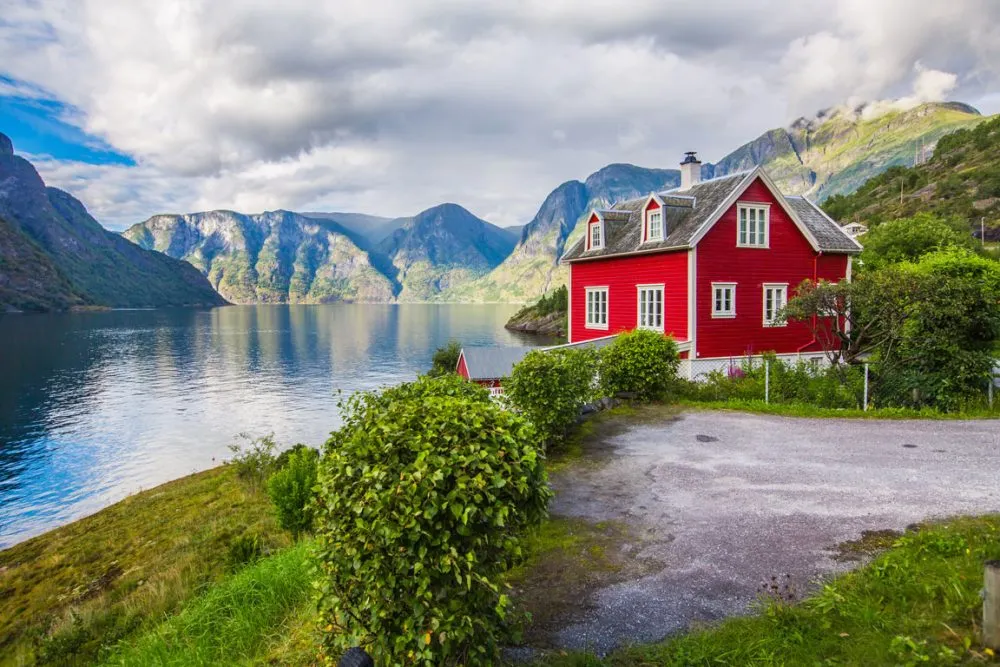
[{"left": 560, "top": 153, "right": 861, "bottom": 379}]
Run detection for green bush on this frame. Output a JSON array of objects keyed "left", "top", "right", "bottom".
[
  {"left": 226, "top": 533, "right": 265, "bottom": 571},
  {"left": 227, "top": 433, "right": 278, "bottom": 491},
  {"left": 858, "top": 213, "right": 976, "bottom": 269},
  {"left": 599, "top": 330, "right": 680, "bottom": 402},
  {"left": 266, "top": 447, "right": 319, "bottom": 540},
  {"left": 274, "top": 443, "right": 317, "bottom": 470},
  {"left": 504, "top": 348, "right": 597, "bottom": 449},
  {"left": 314, "top": 374, "right": 551, "bottom": 665},
  {"left": 427, "top": 340, "right": 462, "bottom": 377}
]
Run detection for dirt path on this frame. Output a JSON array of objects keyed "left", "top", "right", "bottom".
[{"left": 543, "top": 407, "right": 1000, "bottom": 653}]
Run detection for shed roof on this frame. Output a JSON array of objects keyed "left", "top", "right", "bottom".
[{"left": 459, "top": 346, "right": 536, "bottom": 380}]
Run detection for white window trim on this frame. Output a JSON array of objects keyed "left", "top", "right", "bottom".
[
  {"left": 636, "top": 283, "right": 665, "bottom": 332},
  {"left": 644, "top": 208, "right": 664, "bottom": 243},
  {"left": 736, "top": 202, "right": 770, "bottom": 249},
  {"left": 585, "top": 286, "right": 609, "bottom": 330},
  {"left": 588, "top": 220, "right": 604, "bottom": 250},
  {"left": 711, "top": 282, "right": 737, "bottom": 319},
  {"left": 762, "top": 282, "right": 788, "bottom": 327}
]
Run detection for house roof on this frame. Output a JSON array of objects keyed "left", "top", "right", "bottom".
[
  {"left": 459, "top": 346, "right": 536, "bottom": 380},
  {"left": 561, "top": 167, "right": 860, "bottom": 262}
]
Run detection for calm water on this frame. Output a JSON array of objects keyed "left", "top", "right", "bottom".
[{"left": 0, "top": 304, "right": 545, "bottom": 548}]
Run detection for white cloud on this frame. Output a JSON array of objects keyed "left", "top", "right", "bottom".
[{"left": 4, "top": 0, "right": 1000, "bottom": 230}]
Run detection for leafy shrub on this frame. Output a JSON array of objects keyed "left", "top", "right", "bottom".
[
  {"left": 266, "top": 447, "right": 319, "bottom": 540},
  {"left": 598, "top": 330, "right": 680, "bottom": 402},
  {"left": 314, "top": 374, "right": 551, "bottom": 665},
  {"left": 226, "top": 533, "right": 265, "bottom": 571},
  {"left": 274, "top": 443, "right": 317, "bottom": 470},
  {"left": 859, "top": 213, "right": 976, "bottom": 269},
  {"left": 427, "top": 340, "right": 462, "bottom": 377},
  {"left": 504, "top": 348, "right": 597, "bottom": 449},
  {"left": 227, "top": 433, "right": 278, "bottom": 491}
]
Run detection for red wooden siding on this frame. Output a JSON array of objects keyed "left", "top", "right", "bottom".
[
  {"left": 456, "top": 352, "right": 470, "bottom": 379},
  {"left": 694, "top": 178, "right": 849, "bottom": 358},
  {"left": 570, "top": 251, "right": 689, "bottom": 343}
]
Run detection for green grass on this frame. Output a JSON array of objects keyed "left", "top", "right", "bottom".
[
  {"left": 540, "top": 516, "right": 1000, "bottom": 666},
  {"left": 677, "top": 398, "right": 1000, "bottom": 420},
  {"left": 0, "top": 467, "right": 291, "bottom": 666},
  {"left": 102, "top": 541, "right": 313, "bottom": 666}
]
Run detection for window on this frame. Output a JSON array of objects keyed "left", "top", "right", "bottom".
[
  {"left": 737, "top": 204, "right": 769, "bottom": 247},
  {"left": 712, "top": 282, "right": 736, "bottom": 318},
  {"left": 646, "top": 209, "right": 663, "bottom": 242},
  {"left": 637, "top": 284, "right": 664, "bottom": 331},
  {"left": 586, "top": 287, "right": 608, "bottom": 329},
  {"left": 762, "top": 283, "right": 787, "bottom": 327},
  {"left": 589, "top": 222, "right": 603, "bottom": 249}
]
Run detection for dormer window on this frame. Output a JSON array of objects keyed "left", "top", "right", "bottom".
[
  {"left": 646, "top": 210, "right": 663, "bottom": 242},
  {"left": 589, "top": 221, "right": 603, "bottom": 249}
]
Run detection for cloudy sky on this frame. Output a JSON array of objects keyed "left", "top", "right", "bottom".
[{"left": 2, "top": 0, "right": 999, "bottom": 230}]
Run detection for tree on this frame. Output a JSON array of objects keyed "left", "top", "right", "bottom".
[
  {"left": 427, "top": 340, "right": 462, "bottom": 377},
  {"left": 858, "top": 213, "right": 977, "bottom": 269},
  {"left": 314, "top": 374, "right": 551, "bottom": 665},
  {"left": 266, "top": 446, "right": 319, "bottom": 540}
]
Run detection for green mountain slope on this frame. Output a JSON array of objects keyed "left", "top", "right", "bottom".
[
  {"left": 0, "top": 133, "right": 225, "bottom": 312},
  {"left": 124, "top": 210, "right": 395, "bottom": 304},
  {"left": 821, "top": 114, "right": 1000, "bottom": 241}
]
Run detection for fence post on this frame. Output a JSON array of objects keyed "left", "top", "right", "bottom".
[
  {"left": 764, "top": 359, "right": 770, "bottom": 404},
  {"left": 863, "top": 363, "right": 870, "bottom": 411},
  {"left": 986, "top": 560, "right": 1000, "bottom": 650}
]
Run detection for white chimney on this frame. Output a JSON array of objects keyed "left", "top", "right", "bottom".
[{"left": 680, "top": 151, "right": 701, "bottom": 190}]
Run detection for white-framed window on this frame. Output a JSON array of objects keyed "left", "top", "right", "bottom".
[
  {"left": 712, "top": 282, "right": 736, "bottom": 318},
  {"left": 585, "top": 287, "right": 608, "bottom": 329},
  {"left": 762, "top": 283, "right": 788, "bottom": 327},
  {"left": 637, "top": 284, "right": 664, "bottom": 331},
  {"left": 589, "top": 222, "right": 603, "bottom": 249},
  {"left": 646, "top": 209, "right": 663, "bottom": 242},
  {"left": 737, "top": 203, "right": 769, "bottom": 247}
]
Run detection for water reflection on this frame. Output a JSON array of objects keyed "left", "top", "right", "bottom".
[{"left": 0, "top": 304, "right": 544, "bottom": 547}]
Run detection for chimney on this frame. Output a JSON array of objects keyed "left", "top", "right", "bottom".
[{"left": 680, "top": 151, "right": 701, "bottom": 190}]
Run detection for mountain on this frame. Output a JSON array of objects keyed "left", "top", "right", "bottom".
[
  {"left": 444, "top": 164, "right": 680, "bottom": 302},
  {"left": 821, "top": 114, "right": 1000, "bottom": 241},
  {"left": 450, "top": 101, "right": 987, "bottom": 303},
  {"left": 378, "top": 203, "right": 517, "bottom": 301},
  {"left": 123, "top": 203, "right": 513, "bottom": 303},
  {"left": 0, "top": 133, "right": 224, "bottom": 312},
  {"left": 124, "top": 210, "right": 395, "bottom": 303},
  {"left": 707, "top": 101, "right": 984, "bottom": 200}
]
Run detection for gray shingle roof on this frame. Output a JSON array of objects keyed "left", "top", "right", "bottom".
[
  {"left": 561, "top": 168, "right": 860, "bottom": 262},
  {"left": 459, "top": 346, "right": 535, "bottom": 380},
  {"left": 785, "top": 196, "right": 863, "bottom": 253}
]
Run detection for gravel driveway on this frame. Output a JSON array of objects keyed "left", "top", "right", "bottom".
[{"left": 547, "top": 409, "right": 1000, "bottom": 653}]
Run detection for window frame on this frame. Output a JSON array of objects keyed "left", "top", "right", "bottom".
[
  {"left": 589, "top": 221, "right": 603, "bottom": 249},
  {"left": 737, "top": 202, "right": 770, "bottom": 248},
  {"left": 645, "top": 209, "right": 664, "bottom": 242},
  {"left": 636, "top": 283, "right": 665, "bottom": 332},
  {"left": 762, "top": 282, "right": 788, "bottom": 327},
  {"left": 585, "top": 286, "right": 609, "bottom": 330},
  {"left": 711, "top": 282, "right": 737, "bottom": 319}
]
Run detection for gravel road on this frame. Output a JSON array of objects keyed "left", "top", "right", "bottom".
[{"left": 547, "top": 409, "right": 1000, "bottom": 653}]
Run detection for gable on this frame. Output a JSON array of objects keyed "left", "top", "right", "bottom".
[{"left": 699, "top": 177, "right": 816, "bottom": 254}]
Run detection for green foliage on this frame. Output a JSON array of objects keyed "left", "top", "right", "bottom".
[
  {"left": 543, "top": 516, "right": 1000, "bottom": 667},
  {"left": 428, "top": 339, "right": 463, "bottom": 377},
  {"left": 680, "top": 355, "right": 865, "bottom": 409},
  {"left": 267, "top": 447, "right": 319, "bottom": 540},
  {"left": 314, "top": 374, "right": 551, "bottom": 665},
  {"left": 859, "top": 213, "right": 977, "bottom": 269},
  {"left": 510, "top": 285, "right": 568, "bottom": 321},
  {"left": 227, "top": 433, "right": 278, "bottom": 492},
  {"left": 274, "top": 443, "right": 318, "bottom": 470},
  {"left": 504, "top": 348, "right": 597, "bottom": 450},
  {"left": 227, "top": 532, "right": 266, "bottom": 571},
  {"left": 598, "top": 330, "right": 680, "bottom": 402}
]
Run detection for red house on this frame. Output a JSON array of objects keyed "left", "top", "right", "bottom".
[{"left": 560, "top": 154, "right": 861, "bottom": 379}]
